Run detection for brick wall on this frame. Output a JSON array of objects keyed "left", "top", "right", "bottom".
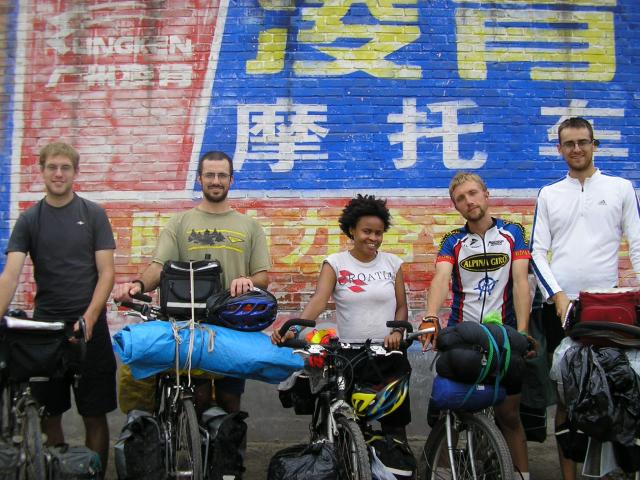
[{"left": 1, "top": 1, "right": 638, "bottom": 331}]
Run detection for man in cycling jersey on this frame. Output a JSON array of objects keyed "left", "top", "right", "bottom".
[
  {"left": 421, "top": 172, "right": 532, "bottom": 479},
  {"left": 113, "top": 150, "right": 271, "bottom": 416},
  {"left": 0, "top": 142, "right": 116, "bottom": 474},
  {"left": 530, "top": 117, "right": 640, "bottom": 480}
]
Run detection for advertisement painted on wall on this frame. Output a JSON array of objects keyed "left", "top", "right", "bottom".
[{"left": 201, "top": 0, "right": 637, "bottom": 190}]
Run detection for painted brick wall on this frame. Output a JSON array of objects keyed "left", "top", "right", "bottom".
[{"left": 0, "top": 1, "right": 638, "bottom": 332}]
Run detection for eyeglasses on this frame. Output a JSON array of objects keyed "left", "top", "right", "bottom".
[
  {"left": 560, "top": 139, "right": 594, "bottom": 150},
  {"left": 44, "top": 164, "right": 74, "bottom": 173},
  {"left": 202, "top": 172, "right": 231, "bottom": 181}
]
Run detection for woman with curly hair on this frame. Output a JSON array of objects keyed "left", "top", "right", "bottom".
[{"left": 272, "top": 194, "right": 411, "bottom": 438}]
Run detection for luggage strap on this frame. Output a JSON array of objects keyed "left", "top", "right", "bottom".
[{"left": 462, "top": 324, "right": 511, "bottom": 406}]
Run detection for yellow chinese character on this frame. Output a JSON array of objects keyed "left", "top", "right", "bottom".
[
  {"left": 294, "top": 0, "right": 421, "bottom": 79},
  {"left": 455, "top": 8, "right": 615, "bottom": 81}
]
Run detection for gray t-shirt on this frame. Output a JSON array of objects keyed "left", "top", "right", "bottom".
[{"left": 6, "top": 194, "right": 116, "bottom": 319}]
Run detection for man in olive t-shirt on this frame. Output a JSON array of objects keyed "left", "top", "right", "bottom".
[{"left": 113, "top": 151, "right": 271, "bottom": 415}]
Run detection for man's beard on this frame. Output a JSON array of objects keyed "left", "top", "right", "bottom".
[{"left": 203, "top": 187, "right": 228, "bottom": 203}]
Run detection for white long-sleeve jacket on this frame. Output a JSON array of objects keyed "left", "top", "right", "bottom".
[{"left": 530, "top": 169, "right": 640, "bottom": 300}]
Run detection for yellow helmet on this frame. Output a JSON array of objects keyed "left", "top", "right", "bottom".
[{"left": 351, "top": 374, "right": 409, "bottom": 421}]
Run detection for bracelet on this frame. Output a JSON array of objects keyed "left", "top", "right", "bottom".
[
  {"left": 132, "top": 279, "right": 145, "bottom": 293},
  {"left": 392, "top": 327, "right": 404, "bottom": 335},
  {"left": 288, "top": 325, "right": 302, "bottom": 337},
  {"left": 518, "top": 331, "right": 529, "bottom": 337}
]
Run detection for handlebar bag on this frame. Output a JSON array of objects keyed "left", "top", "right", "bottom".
[
  {"left": 159, "top": 259, "right": 222, "bottom": 319},
  {"left": 578, "top": 288, "right": 639, "bottom": 326},
  {"left": 1, "top": 329, "right": 67, "bottom": 382}
]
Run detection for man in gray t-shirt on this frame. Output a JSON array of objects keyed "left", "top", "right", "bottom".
[{"left": 0, "top": 142, "right": 116, "bottom": 472}]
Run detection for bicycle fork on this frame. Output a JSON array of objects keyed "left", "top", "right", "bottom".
[{"left": 445, "top": 412, "right": 479, "bottom": 480}]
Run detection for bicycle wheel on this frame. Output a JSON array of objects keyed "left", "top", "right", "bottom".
[
  {"left": 417, "top": 411, "right": 513, "bottom": 480},
  {"left": 172, "top": 397, "right": 203, "bottom": 480},
  {"left": 334, "top": 415, "right": 372, "bottom": 480},
  {"left": 21, "top": 403, "right": 46, "bottom": 480}
]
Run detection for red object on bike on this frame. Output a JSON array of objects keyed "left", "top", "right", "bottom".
[{"left": 578, "top": 288, "right": 639, "bottom": 326}]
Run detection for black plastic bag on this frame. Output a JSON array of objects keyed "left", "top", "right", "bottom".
[
  {"left": 267, "top": 442, "right": 337, "bottom": 480},
  {"left": 561, "top": 345, "right": 640, "bottom": 446}
]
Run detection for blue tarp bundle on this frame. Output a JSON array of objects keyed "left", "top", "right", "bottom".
[{"left": 113, "top": 320, "right": 304, "bottom": 383}]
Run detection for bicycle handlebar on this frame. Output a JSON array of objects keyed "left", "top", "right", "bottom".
[{"left": 1, "top": 316, "right": 66, "bottom": 331}]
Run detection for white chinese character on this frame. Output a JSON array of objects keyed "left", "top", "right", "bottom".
[
  {"left": 539, "top": 99, "right": 628, "bottom": 158},
  {"left": 159, "top": 64, "right": 193, "bottom": 87},
  {"left": 234, "top": 98, "right": 329, "bottom": 172},
  {"left": 119, "top": 64, "right": 154, "bottom": 88},
  {"left": 85, "top": 65, "right": 117, "bottom": 87},
  {"left": 388, "top": 98, "right": 487, "bottom": 169}
]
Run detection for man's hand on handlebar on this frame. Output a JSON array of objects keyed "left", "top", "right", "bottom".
[
  {"left": 113, "top": 281, "right": 142, "bottom": 303},
  {"left": 419, "top": 316, "right": 440, "bottom": 352}
]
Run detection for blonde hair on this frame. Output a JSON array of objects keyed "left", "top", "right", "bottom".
[
  {"left": 39, "top": 142, "right": 79, "bottom": 170},
  {"left": 448, "top": 172, "right": 487, "bottom": 200}
]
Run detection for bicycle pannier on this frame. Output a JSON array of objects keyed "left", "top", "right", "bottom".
[
  {"left": 578, "top": 288, "right": 639, "bottom": 326},
  {"left": 278, "top": 374, "right": 316, "bottom": 415},
  {"left": 0, "top": 439, "right": 20, "bottom": 480},
  {"left": 267, "top": 442, "right": 338, "bottom": 480},
  {"left": 114, "top": 409, "right": 165, "bottom": 480},
  {"left": 48, "top": 443, "right": 101, "bottom": 480},
  {"left": 202, "top": 406, "right": 248, "bottom": 480},
  {"left": 4, "top": 329, "right": 66, "bottom": 381},
  {"left": 159, "top": 259, "right": 222, "bottom": 319}
]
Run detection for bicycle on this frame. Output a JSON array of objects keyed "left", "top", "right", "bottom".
[
  {"left": 0, "top": 312, "right": 86, "bottom": 480},
  {"left": 120, "top": 294, "right": 206, "bottom": 480},
  {"left": 277, "top": 319, "right": 433, "bottom": 480},
  {"left": 416, "top": 327, "right": 519, "bottom": 480}
]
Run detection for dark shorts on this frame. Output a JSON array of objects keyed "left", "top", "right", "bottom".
[
  {"left": 31, "top": 313, "right": 117, "bottom": 417},
  {"left": 541, "top": 302, "right": 566, "bottom": 354},
  {"left": 215, "top": 376, "right": 245, "bottom": 395}
]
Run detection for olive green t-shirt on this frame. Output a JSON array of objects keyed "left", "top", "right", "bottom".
[{"left": 153, "top": 208, "right": 271, "bottom": 289}]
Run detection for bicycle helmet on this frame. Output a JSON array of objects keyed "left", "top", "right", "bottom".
[
  {"left": 205, "top": 287, "right": 277, "bottom": 331},
  {"left": 351, "top": 373, "right": 410, "bottom": 421}
]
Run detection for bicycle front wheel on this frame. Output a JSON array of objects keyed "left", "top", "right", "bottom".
[
  {"left": 21, "top": 403, "right": 46, "bottom": 480},
  {"left": 172, "top": 398, "right": 203, "bottom": 480},
  {"left": 417, "top": 411, "right": 513, "bottom": 480},
  {"left": 334, "top": 416, "right": 372, "bottom": 480}
]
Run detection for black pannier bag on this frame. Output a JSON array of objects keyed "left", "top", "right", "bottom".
[
  {"left": 202, "top": 406, "right": 248, "bottom": 480},
  {"left": 159, "top": 259, "right": 222, "bottom": 319},
  {"left": 278, "top": 374, "right": 316, "bottom": 415},
  {"left": 114, "top": 410, "right": 165, "bottom": 480},
  {"left": 267, "top": 442, "right": 338, "bottom": 480},
  {"left": 2, "top": 329, "right": 67, "bottom": 382}
]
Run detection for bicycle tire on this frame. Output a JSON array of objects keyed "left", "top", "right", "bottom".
[
  {"left": 417, "top": 411, "right": 513, "bottom": 480},
  {"left": 172, "top": 397, "right": 203, "bottom": 480},
  {"left": 22, "top": 403, "right": 46, "bottom": 480},
  {"left": 334, "top": 415, "right": 372, "bottom": 480}
]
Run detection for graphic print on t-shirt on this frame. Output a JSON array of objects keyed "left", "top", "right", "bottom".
[
  {"left": 337, "top": 270, "right": 367, "bottom": 292},
  {"left": 186, "top": 228, "right": 245, "bottom": 253}
]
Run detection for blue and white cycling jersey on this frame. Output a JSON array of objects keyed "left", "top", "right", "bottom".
[{"left": 437, "top": 218, "right": 531, "bottom": 328}]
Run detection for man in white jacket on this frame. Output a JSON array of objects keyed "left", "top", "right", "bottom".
[{"left": 530, "top": 116, "right": 640, "bottom": 480}]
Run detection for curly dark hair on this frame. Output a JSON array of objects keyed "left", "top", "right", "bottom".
[{"left": 339, "top": 194, "right": 391, "bottom": 239}]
